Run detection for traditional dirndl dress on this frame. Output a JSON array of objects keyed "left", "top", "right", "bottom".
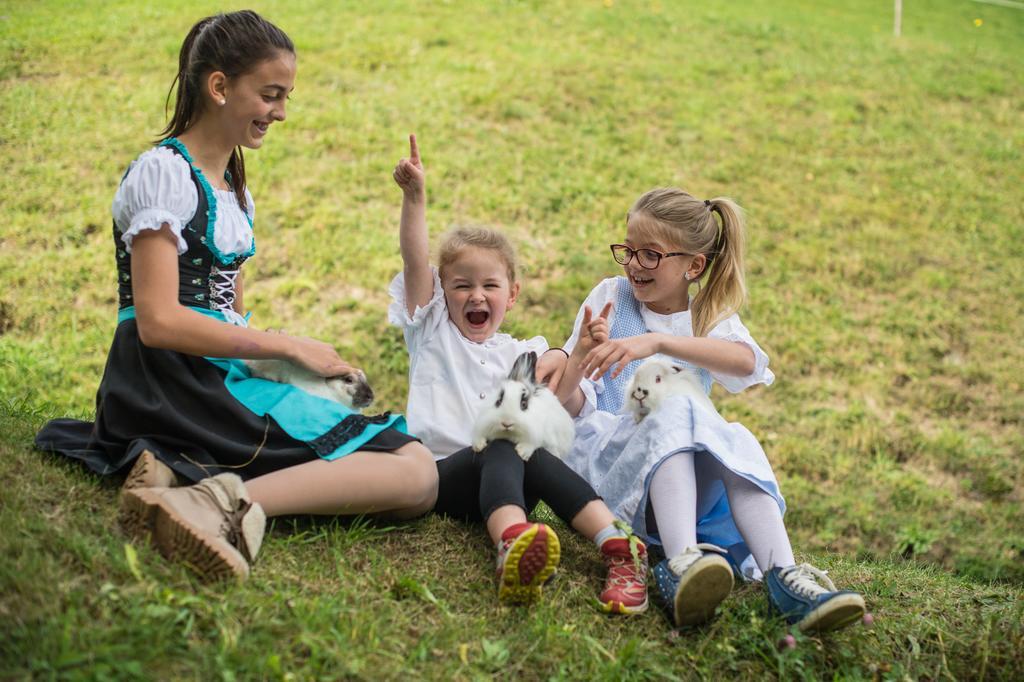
[
  {"left": 35, "top": 138, "right": 414, "bottom": 483},
  {"left": 563, "top": 277, "right": 784, "bottom": 579}
]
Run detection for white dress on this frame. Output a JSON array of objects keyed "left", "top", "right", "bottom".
[
  {"left": 388, "top": 268, "right": 548, "bottom": 457},
  {"left": 563, "top": 277, "right": 782, "bottom": 578}
]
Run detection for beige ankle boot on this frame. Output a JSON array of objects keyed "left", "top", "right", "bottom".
[
  {"left": 120, "top": 473, "right": 266, "bottom": 582},
  {"left": 122, "top": 450, "right": 180, "bottom": 492}
]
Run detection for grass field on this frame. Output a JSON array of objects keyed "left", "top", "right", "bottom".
[{"left": 2, "top": 0, "right": 1023, "bottom": 678}]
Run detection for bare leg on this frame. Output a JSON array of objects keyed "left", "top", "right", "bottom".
[
  {"left": 486, "top": 504, "right": 528, "bottom": 544},
  {"left": 245, "top": 442, "right": 438, "bottom": 518},
  {"left": 569, "top": 500, "right": 617, "bottom": 540}
]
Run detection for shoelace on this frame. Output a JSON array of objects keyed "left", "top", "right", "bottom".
[
  {"left": 195, "top": 480, "right": 253, "bottom": 560},
  {"left": 605, "top": 556, "right": 646, "bottom": 588},
  {"left": 667, "top": 545, "right": 707, "bottom": 577},
  {"left": 779, "top": 563, "right": 837, "bottom": 598}
]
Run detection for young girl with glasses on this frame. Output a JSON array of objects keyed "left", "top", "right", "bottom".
[
  {"left": 390, "top": 135, "right": 648, "bottom": 611},
  {"left": 35, "top": 11, "right": 438, "bottom": 583},
  {"left": 555, "top": 187, "right": 866, "bottom": 632}
]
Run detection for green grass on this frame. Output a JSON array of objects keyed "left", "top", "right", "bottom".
[{"left": 2, "top": 0, "right": 1023, "bottom": 678}]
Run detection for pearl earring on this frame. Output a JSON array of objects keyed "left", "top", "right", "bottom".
[
  {"left": 684, "top": 273, "right": 692, "bottom": 281},
  {"left": 218, "top": 99, "right": 226, "bottom": 105}
]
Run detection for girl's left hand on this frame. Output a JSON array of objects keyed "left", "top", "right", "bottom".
[{"left": 581, "top": 333, "right": 662, "bottom": 380}]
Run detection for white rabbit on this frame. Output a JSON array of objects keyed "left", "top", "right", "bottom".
[
  {"left": 625, "top": 357, "right": 716, "bottom": 423},
  {"left": 471, "top": 351, "right": 576, "bottom": 461},
  {"left": 245, "top": 358, "right": 374, "bottom": 411}
]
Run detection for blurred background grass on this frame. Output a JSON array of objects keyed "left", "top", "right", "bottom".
[{"left": 2, "top": 0, "right": 1022, "bottom": 678}]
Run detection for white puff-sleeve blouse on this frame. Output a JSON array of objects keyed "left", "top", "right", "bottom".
[
  {"left": 111, "top": 146, "right": 255, "bottom": 257},
  {"left": 563, "top": 277, "right": 775, "bottom": 412}
]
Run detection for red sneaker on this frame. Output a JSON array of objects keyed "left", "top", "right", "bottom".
[
  {"left": 599, "top": 537, "right": 649, "bottom": 614},
  {"left": 496, "top": 522, "right": 560, "bottom": 605}
]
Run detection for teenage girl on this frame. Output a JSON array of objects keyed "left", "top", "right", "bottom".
[
  {"left": 556, "top": 188, "right": 866, "bottom": 632},
  {"left": 35, "top": 11, "right": 437, "bottom": 582}
]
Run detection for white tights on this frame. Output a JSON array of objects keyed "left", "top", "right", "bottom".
[{"left": 648, "top": 451, "right": 795, "bottom": 571}]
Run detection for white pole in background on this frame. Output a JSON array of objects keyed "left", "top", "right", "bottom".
[{"left": 894, "top": 0, "right": 903, "bottom": 37}]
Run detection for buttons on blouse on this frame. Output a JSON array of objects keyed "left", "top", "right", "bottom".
[
  {"left": 479, "top": 392, "right": 486, "bottom": 399},
  {"left": 479, "top": 359, "right": 486, "bottom": 365}
]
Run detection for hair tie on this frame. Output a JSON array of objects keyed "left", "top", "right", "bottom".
[{"left": 704, "top": 199, "right": 711, "bottom": 208}]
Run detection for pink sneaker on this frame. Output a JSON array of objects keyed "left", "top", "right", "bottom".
[
  {"left": 599, "top": 537, "right": 649, "bottom": 614},
  {"left": 495, "top": 522, "right": 560, "bottom": 605}
]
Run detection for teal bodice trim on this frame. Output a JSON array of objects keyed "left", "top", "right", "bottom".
[
  {"left": 158, "top": 137, "right": 256, "bottom": 266},
  {"left": 116, "top": 306, "right": 406, "bottom": 460}
]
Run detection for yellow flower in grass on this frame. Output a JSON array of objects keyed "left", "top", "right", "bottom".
[{"left": 974, "top": 18, "right": 983, "bottom": 27}]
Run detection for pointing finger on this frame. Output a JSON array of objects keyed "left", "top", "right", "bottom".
[
  {"left": 598, "top": 301, "right": 613, "bottom": 320},
  {"left": 409, "top": 133, "right": 420, "bottom": 163}
]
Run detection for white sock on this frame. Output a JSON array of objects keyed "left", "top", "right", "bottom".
[
  {"left": 649, "top": 453, "right": 698, "bottom": 558},
  {"left": 593, "top": 524, "right": 627, "bottom": 548}
]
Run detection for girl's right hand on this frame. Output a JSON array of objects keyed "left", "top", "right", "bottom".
[
  {"left": 286, "top": 335, "right": 357, "bottom": 377},
  {"left": 393, "top": 133, "right": 425, "bottom": 196},
  {"left": 575, "top": 302, "right": 613, "bottom": 355}
]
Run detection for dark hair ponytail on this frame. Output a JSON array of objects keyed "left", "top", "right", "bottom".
[{"left": 159, "top": 10, "right": 293, "bottom": 211}]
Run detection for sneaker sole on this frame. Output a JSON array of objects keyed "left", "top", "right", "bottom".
[
  {"left": 674, "top": 555, "right": 734, "bottom": 627},
  {"left": 599, "top": 596, "right": 649, "bottom": 615},
  {"left": 121, "top": 450, "right": 178, "bottom": 493},
  {"left": 797, "top": 593, "right": 866, "bottom": 633},
  {"left": 498, "top": 525, "right": 560, "bottom": 605},
  {"left": 120, "top": 488, "right": 249, "bottom": 583}
]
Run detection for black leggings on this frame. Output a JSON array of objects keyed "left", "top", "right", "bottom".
[{"left": 434, "top": 439, "right": 601, "bottom": 527}]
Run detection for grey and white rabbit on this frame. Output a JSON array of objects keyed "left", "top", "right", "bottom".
[
  {"left": 625, "top": 357, "right": 716, "bottom": 423},
  {"left": 245, "top": 358, "right": 374, "bottom": 411},
  {"left": 471, "top": 351, "right": 575, "bottom": 461}
]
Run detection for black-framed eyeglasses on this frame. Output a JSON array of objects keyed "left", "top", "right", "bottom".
[{"left": 610, "top": 244, "right": 692, "bottom": 270}]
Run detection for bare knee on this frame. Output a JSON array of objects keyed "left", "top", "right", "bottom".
[{"left": 389, "top": 441, "right": 439, "bottom": 518}]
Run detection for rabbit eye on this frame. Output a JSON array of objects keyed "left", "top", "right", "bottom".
[
  {"left": 495, "top": 388, "right": 505, "bottom": 408},
  {"left": 655, "top": 376, "right": 661, "bottom": 383},
  {"left": 520, "top": 388, "right": 529, "bottom": 411}
]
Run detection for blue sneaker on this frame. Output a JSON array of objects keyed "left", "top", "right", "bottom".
[
  {"left": 651, "top": 544, "right": 734, "bottom": 627},
  {"left": 765, "top": 563, "right": 866, "bottom": 633}
]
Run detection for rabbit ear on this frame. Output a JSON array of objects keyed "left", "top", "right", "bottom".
[{"left": 508, "top": 351, "right": 537, "bottom": 384}]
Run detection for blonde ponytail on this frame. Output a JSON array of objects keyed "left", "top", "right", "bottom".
[{"left": 691, "top": 197, "right": 746, "bottom": 336}]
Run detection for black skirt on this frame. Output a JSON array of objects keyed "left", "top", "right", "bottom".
[{"left": 35, "top": 319, "right": 417, "bottom": 484}]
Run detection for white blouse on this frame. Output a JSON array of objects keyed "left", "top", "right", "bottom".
[
  {"left": 111, "top": 146, "right": 255, "bottom": 259},
  {"left": 563, "top": 277, "right": 775, "bottom": 414},
  {"left": 388, "top": 268, "right": 548, "bottom": 458}
]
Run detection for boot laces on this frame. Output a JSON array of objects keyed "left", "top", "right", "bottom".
[
  {"left": 779, "top": 563, "right": 837, "bottom": 598},
  {"left": 196, "top": 481, "right": 251, "bottom": 557}
]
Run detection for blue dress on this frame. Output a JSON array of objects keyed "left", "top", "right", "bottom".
[{"left": 563, "top": 277, "right": 783, "bottom": 579}]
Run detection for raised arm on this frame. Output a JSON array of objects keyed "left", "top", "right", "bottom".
[
  {"left": 393, "top": 133, "right": 433, "bottom": 315},
  {"left": 130, "top": 227, "right": 354, "bottom": 377}
]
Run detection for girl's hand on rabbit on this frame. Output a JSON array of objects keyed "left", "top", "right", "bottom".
[
  {"left": 575, "top": 302, "right": 612, "bottom": 356},
  {"left": 393, "top": 133, "right": 425, "bottom": 196},
  {"left": 287, "top": 335, "right": 358, "bottom": 378},
  {"left": 581, "top": 333, "right": 663, "bottom": 380},
  {"left": 536, "top": 349, "right": 569, "bottom": 392}
]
